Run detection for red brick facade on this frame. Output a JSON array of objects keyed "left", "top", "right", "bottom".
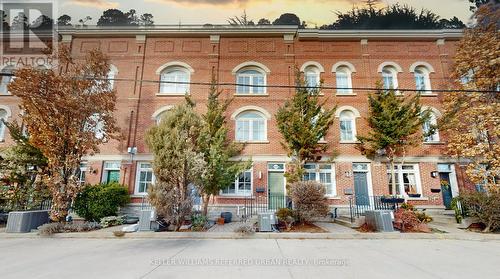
[{"left": 0, "top": 26, "right": 468, "bottom": 211}]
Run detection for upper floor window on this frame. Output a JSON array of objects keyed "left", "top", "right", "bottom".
[
  {"left": 304, "top": 66, "right": 320, "bottom": 91},
  {"left": 335, "top": 66, "right": 353, "bottom": 94},
  {"left": 423, "top": 112, "right": 440, "bottom": 142},
  {"left": 0, "top": 108, "right": 8, "bottom": 141},
  {"left": 107, "top": 65, "right": 118, "bottom": 90},
  {"left": 236, "top": 69, "right": 266, "bottom": 95},
  {"left": 382, "top": 66, "right": 398, "bottom": 90},
  {"left": 160, "top": 67, "right": 190, "bottom": 94},
  {"left": 339, "top": 110, "right": 356, "bottom": 142},
  {"left": 0, "top": 66, "right": 14, "bottom": 95},
  {"left": 414, "top": 67, "right": 432, "bottom": 93},
  {"left": 235, "top": 111, "right": 267, "bottom": 141}
]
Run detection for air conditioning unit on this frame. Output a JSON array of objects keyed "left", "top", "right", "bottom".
[
  {"left": 6, "top": 210, "right": 50, "bottom": 233},
  {"left": 138, "top": 209, "right": 157, "bottom": 231},
  {"left": 258, "top": 212, "right": 276, "bottom": 232},
  {"left": 365, "top": 210, "right": 394, "bottom": 232}
]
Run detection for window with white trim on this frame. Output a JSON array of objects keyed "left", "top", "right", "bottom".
[
  {"left": 236, "top": 69, "right": 266, "bottom": 95},
  {"left": 135, "top": 162, "right": 154, "bottom": 194},
  {"left": 0, "top": 109, "right": 8, "bottom": 141},
  {"left": 386, "top": 164, "right": 422, "bottom": 196},
  {"left": 221, "top": 170, "right": 252, "bottom": 196},
  {"left": 85, "top": 113, "right": 105, "bottom": 139},
  {"left": 303, "top": 163, "right": 336, "bottom": 196},
  {"left": 304, "top": 66, "right": 320, "bottom": 92},
  {"left": 77, "top": 162, "right": 88, "bottom": 186},
  {"left": 107, "top": 70, "right": 116, "bottom": 90},
  {"left": 414, "top": 66, "right": 431, "bottom": 93},
  {"left": 339, "top": 110, "right": 356, "bottom": 142},
  {"left": 423, "top": 112, "right": 439, "bottom": 142},
  {"left": 336, "top": 66, "right": 353, "bottom": 94},
  {"left": 160, "top": 67, "right": 190, "bottom": 94},
  {"left": 0, "top": 66, "right": 14, "bottom": 94},
  {"left": 382, "top": 66, "right": 398, "bottom": 90},
  {"left": 235, "top": 111, "right": 266, "bottom": 141}
]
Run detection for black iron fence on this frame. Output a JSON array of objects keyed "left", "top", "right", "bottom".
[
  {"left": 348, "top": 195, "right": 402, "bottom": 222},
  {"left": 242, "top": 193, "right": 287, "bottom": 220}
]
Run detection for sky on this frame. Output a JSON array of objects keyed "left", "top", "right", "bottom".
[{"left": 58, "top": 0, "right": 474, "bottom": 26}]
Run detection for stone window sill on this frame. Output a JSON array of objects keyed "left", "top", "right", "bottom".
[
  {"left": 235, "top": 140, "right": 270, "bottom": 144},
  {"left": 234, "top": 93, "right": 269, "bottom": 97},
  {"left": 156, "top": 93, "right": 189, "bottom": 96}
]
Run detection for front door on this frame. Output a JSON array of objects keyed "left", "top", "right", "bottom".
[
  {"left": 268, "top": 163, "right": 286, "bottom": 210},
  {"left": 439, "top": 172, "right": 453, "bottom": 209},
  {"left": 354, "top": 172, "right": 370, "bottom": 206}
]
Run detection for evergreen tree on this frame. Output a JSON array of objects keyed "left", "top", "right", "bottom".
[
  {"left": 145, "top": 98, "right": 206, "bottom": 230},
  {"left": 357, "top": 89, "right": 430, "bottom": 195},
  {"left": 276, "top": 72, "right": 336, "bottom": 185},
  {"left": 198, "top": 79, "right": 250, "bottom": 216}
]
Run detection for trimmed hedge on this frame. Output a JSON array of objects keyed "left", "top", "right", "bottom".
[{"left": 73, "top": 182, "right": 130, "bottom": 222}]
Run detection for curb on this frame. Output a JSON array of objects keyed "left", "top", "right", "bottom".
[{"left": 1, "top": 231, "right": 499, "bottom": 241}]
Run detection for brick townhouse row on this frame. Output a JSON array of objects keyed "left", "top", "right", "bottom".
[{"left": 0, "top": 26, "right": 475, "bottom": 215}]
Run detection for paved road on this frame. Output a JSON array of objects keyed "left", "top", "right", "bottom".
[{"left": 2, "top": 238, "right": 499, "bottom": 279}]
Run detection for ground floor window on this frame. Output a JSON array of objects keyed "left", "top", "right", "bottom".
[
  {"left": 221, "top": 170, "right": 252, "bottom": 196},
  {"left": 386, "top": 164, "right": 422, "bottom": 196},
  {"left": 303, "top": 163, "right": 336, "bottom": 196},
  {"left": 77, "top": 162, "right": 87, "bottom": 185},
  {"left": 135, "top": 162, "right": 154, "bottom": 194},
  {"left": 102, "top": 161, "right": 121, "bottom": 184}
]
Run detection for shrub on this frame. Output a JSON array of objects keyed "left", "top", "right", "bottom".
[
  {"left": 234, "top": 224, "right": 255, "bottom": 235},
  {"left": 393, "top": 208, "right": 430, "bottom": 233},
  {"left": 289, "top": 181, "right": 330, "bottom": 223},
  {"left": 73, "top": 182, "right": 130, "bottom": 222},
  {"left": 276, "top": 208, "right": 296, "bottom": 231},
  {"left": 191, "top": 214, "right": 208, "bottom": 231},
  {"left": 38, "top": 222, "right": 101, "bottom": 236},
  {"left": 100, "top": 216, "right": 124, "bottom": 228},
  {"left": 415, "top": 211, "right": 433, "bottom": 223},
  {"left": 459, "top": 190, "right": 500, "bottom": 233}
]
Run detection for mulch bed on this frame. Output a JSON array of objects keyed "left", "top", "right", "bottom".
[{"left": 283, "top": 222, "right": 328, "bottom": 233}]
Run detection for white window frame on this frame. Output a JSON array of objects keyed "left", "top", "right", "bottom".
[
  {"left": 235, "top": 111, "right": 267, "bottom": 142},
  {"left": 77, "top": 162, "right": 88, "bottom": 186},
  {"left": 303, "top": 163, "right": 336, "bottom": 197},
  {"left": 135, "top": 162, "right": 155, "bottom": 195},
  {"left": 335, "top": 66, "right": 353, "bottom": 95},
  {"left": 423, "top": 112, "right": 440, "bottom": 142},
  {"left": 382, "top": 66, "right": 398, "bottom": 91},
  {"left": 236, "top": 67, "right": 267, "bottom": 95},
  {"left": 102, "top": 161, "right": 121, "bottom": 184},
  {"left": 386, "top": 164, "right": 423, "bottom": 197},
  {"left": 0, "top": 66, "right": 14, "bottom": 95},
  {"left": 0, "top": 108, "right": 10, "bottom": 142},
  {"left": 339, "top": 110, "right": 357, "bottom": 142},
  {"left": 220, "top": 169, "right": 253, "bottom": 196},
  {"left": 414, "top": 66, "right": 432, "bottom": 94},
  {"left": 159, "top": 66, "right": 191, "bottom": 95},
  {"left": 304, "top": 66, "right": 320, "bottom": 92}
]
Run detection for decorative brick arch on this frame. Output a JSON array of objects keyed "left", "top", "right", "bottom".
[
  {"left": 231, "top": 61, "right": 271, "bottom": 74},
  {"left": 231, "top": 106, "right": 272, "bottom": 120},
  {"left": 300, "top": 61, "right": 325, "bottom": 73},
  {"left": 155, "top": 61, "right": 195, "bottom": 74}
]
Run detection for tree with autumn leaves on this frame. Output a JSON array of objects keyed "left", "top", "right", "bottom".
[
  {"left": 8, "top": 46, "right": 119, "bottom": 221},
  {"left": 441, "top": 3, "right": 499, "bottom": 190}
]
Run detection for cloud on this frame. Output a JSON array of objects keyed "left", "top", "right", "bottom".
[{"left": 70, "top": 0, "right": 120, "bottom": 9}]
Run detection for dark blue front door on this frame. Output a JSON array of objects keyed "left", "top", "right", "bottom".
[
  {"left": 439, "top": 173, "right": 453, "bottom": 209},
  {"left": 354, "top": 172, "right": 370, "bottom": 206}
]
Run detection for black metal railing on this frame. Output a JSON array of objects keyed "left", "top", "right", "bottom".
[
  {"left": 348, "top": 195, "right": 402, "bottom": 223},
  {"left": 242, "top": 192, "right": 287, "bottom": 220}
]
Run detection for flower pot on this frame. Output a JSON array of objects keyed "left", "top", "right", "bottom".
[{"left": 216, "top": 217, "right": 225, "bottom": 225}]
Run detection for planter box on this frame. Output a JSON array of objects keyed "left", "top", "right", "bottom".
[
  {"left": 430, "top": 188, "right": 441, "bottom": 193},
  {"left": 408, "top": 193, "right": 421, "bottom": 198},
  {"left": 380, "top": 197, "right": 405, "bottom": 204}
]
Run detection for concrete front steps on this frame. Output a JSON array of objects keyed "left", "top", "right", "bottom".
[{"left": 424, "top": 209, "right": 459, "bottom": 226}]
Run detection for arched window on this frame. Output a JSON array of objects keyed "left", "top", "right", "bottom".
[
  {"left": 304, "top": 66, "right": 320, "bottom": 91},
  {"left": 423, "top": 112, "right": 440, "bottom": 142},
  {"left": 414, "top": 66, "right": 432, "bottom": 93},
  {"left": 152, "top": 106, "right": 174, "bottom": 125},
  {"left": 107, "top": 65, "right": 118, "bottom": 90},
  {"left": 160, "top": 67, "right": 190, "bottom": 94},
  {"left": 339, "top": 110, "right": 356, "bottom": 142},
  {"left": 235, "top": 111, "right": 267, "bottom": 141},
  {"left": 0, "top": 66, "right": 14, "bottom": 94},
  {"left": 382, "top": 66, "right": 398, "bottom": 90},
  {"left": 236, "top": 68, "right": 266, "bottom": 95},
  {"left": 0, "top": 108, "right": 9, "bottom": 141},
  {"left": 335, "top": 66, "right": 353, "bottom": 94}
]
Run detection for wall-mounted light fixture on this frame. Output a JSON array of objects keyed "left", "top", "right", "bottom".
[
  {"left": 344, "top": 170, "right": 353, "bottom": 178},
  {"left": 430, "top": 171, "right": 439, "bottom": 178}
]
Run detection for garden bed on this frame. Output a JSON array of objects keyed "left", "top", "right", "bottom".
[{"left": 282, "top": 222, "right": 328, "bottom": 233}]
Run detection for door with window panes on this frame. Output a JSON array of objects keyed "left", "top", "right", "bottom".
[{"left": 268, "top": 163, "right": 286, "bottom": 209}]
